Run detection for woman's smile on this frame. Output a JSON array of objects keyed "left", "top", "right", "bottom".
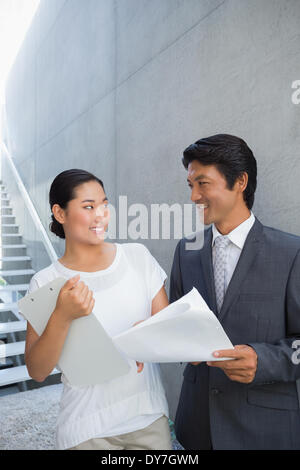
[{"left": 90, "top": 226, "right": 105, "bottom": 236}]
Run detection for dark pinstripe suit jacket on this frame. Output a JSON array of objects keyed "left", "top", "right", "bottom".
[{"left": 170, "top": 217, "right": 300, "bottom": 450}]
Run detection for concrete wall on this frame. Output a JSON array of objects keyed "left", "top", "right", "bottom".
[{"left": 2, "top": 0, "right": 300, "bottom": 420}]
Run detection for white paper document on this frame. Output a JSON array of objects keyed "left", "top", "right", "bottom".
[
  {"left": 18, "top": 277, "right": 130, "bottom": 386},
  {"left": 112, "top": 287, "right": 234, "bottom": 363},
  {"left": 18, "top": 279, "right": 234, "bottom": 387}
]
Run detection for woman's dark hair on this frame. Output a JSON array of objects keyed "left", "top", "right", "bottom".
[
  {"left": 49, "top": 169, "right": 105, "bottom": 239},
  {"left": 182, "top": 134, "right": 257, "bottom": 209}
]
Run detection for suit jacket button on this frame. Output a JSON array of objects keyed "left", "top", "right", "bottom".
[{"left": 211, "top": 388, "right": 221, "bottom": 395}]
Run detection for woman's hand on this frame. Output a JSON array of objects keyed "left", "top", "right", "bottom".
[
  {"left": 136, "top": 361, "right": 144, "bottom": 373},
  {"left": 133, "top": 320, "right": 144, "bottom": 373},
  {"left": 54, "top": 274, "right": 95, "bottom": 324}
]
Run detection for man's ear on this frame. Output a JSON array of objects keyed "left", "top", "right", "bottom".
[
  {"left": 52, "top": 204, "right": 65, "bottom": 224},
  {"left": 236, "top": 172, "right": 248, "bottom": 193}
]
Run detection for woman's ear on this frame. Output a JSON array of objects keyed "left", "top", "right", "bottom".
[{"left": 52, "top": 204, "right": 65, "bottom": 224}]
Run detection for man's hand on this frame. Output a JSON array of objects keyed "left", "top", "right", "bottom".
[{"left": 206, "top": 344, "right": 258, "bottom": 384}]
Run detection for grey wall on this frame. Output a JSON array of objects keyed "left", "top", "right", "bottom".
[{"left": 2, "top": 0, "right": 300, "bottom": 420}]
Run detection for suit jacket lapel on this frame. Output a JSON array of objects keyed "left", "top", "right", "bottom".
[
  {"left": 199, "top": 227, "right": 217, "bottom": 313},
  {"left": 218, "top": 217, "right": 264, "bottom": 321}
]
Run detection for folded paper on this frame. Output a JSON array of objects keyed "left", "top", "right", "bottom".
[{"left": 112, "top": 287, "right": 234, "bottom": 362}]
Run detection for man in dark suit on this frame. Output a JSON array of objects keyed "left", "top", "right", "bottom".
[{"left": 170, "top": 134, "right": 300, "bottom": 450}]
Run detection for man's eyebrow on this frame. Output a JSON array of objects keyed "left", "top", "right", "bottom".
[
  {"left": 81, "top": 197, "right": 108, "bottom": 203},
  {"left": 187, "top": 175, "right": 209, "bottom": 183}
]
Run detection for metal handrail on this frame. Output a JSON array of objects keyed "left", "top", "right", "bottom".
[{"left": 0, "top": 141, "right": 57, "bottom": 262}]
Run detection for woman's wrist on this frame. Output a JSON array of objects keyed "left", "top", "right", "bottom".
[{"left": 51, "top": 307, "right": 73, "bottom": 329}]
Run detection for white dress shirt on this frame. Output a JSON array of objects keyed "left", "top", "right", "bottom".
[{"left": 212, "top": 212, "right": 256, "bottom": 292}]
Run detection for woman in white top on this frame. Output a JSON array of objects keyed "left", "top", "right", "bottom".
[{"left": 24, "top": 169, "right": 172, "bottom": 450}]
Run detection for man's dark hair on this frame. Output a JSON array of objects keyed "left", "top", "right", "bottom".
[{"left": 182, "top": 134, "right": 257, "bottom": 209}]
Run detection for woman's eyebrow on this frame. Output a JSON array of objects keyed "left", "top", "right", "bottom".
[{"left": 81, "top": 197, "right": 108, "bottom": 203}]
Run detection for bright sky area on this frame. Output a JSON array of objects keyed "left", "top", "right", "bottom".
[
  {"left": 0, "top": 0, "right": 40, "bottom": 106},
  {"left": 0, "top": 0, "right": 39, "bottom": 178}
]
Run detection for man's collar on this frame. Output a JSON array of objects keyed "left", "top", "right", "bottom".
[{"left": 212, "top": 211, "right": 256, "bottom": 249}]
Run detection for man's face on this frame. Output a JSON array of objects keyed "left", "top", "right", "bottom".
[{"left": 187, "top": 160, "right": 244, "bottom": 226}]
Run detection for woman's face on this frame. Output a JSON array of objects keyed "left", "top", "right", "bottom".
[{"left": 53, "top": 180, "right": 110, "bottom": 244}]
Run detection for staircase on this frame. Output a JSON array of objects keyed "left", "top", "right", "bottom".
[{"left": 0, "top": 181, "right": 59, "bottom": 393}]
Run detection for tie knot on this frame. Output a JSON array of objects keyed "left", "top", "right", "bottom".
[{"left": 214, "top": 235, "right": 230, "bottom": 249}]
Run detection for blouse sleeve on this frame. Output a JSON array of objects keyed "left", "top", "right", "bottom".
[
  {"left": 141, "top": 245, "right": 167, "bottom": 301},
  {"left": 27, "top": 276, "right": 39, "bottom": 294},
  {"left": 18, "top": 275, "right": 39, "bottom": 320}
]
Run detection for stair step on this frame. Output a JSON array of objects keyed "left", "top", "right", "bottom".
[
  {"left": 1, "top": 235, "right": 22, "bottom": 242},
  {"left": 0, "top": 321, "right": 27, "bottom": 334},
  {"left": 0, "top": 256, "right": 32, "bottom": 270},
  {"left": 0, "top": 365, "right": 60, "bottom": 387},
  {"left": 0, "top": 303, "right": 19, "bottom": 312},
  {"left": 0, "top": 358, "right": 13, "bottom": 370},
  {"left": 1, "top": 211, "right": 13, "bottom": 217},
  {"left": 0, "top": 244, "right": 26, "bottom": 249},
  {"left": 0, "top": 256, "right": 31, "bottom": 262},
  {"left": 1, "top": 217, "right": 16, "bottom": 225},
  {"left": 0, "top": 341, "right": 25, "bottom": 359},
  {"left": 0, "top": 235, "right": 23, "bottom": 245},
  {"left": 1, "top": 226, "right": 19, "bottom": 234},
  {"left": 0, "top": 284, "right": 29, "bottom": 292},
  {"left": 1, "top": 221, "right": 16, "bottom": 226},
  {"left": 0, "top": 246, "right": 27, "bottom": 257},
  {"left": 0, "top": 269, "right": 34, "bottom": 276}
]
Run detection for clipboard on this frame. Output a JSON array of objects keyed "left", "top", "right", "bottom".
[{"left": 18, "top": 277, "right": 130, "bottom": 386}]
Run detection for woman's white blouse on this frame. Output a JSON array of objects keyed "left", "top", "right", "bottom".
[{"left": 25, "top": 243, "right": 169, "bottom": 449}]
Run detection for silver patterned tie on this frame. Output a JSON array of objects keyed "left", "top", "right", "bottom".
[{"left": 213, "top": 235, "right": 230, "bottom": 314}]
